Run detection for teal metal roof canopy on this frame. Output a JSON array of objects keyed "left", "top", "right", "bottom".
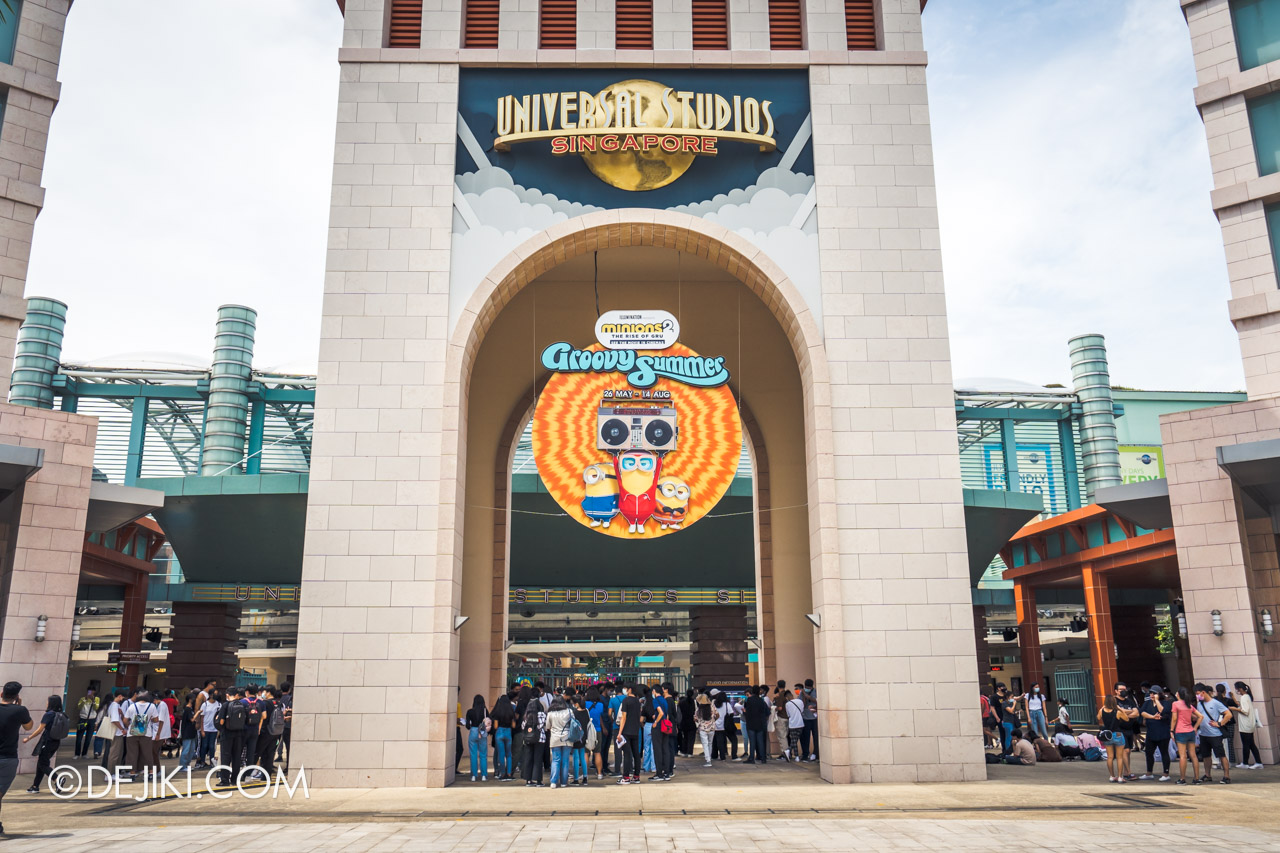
[
  {"left": 962, "top": 487, "right": 1043, "bottom": 587},
  {"left": 138, "top": 474, "right": 307, "bottom": 584}
]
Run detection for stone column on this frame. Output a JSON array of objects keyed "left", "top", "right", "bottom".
[
  {"left": 114, "top": 578, "right": 146, "bottom": 689},
  {"left": 973, "top": 605, "right": 991, "bottom": 690},
  {"left": 1082, "top": 564, "right": 1117, "bottom": 710},
  {"left": 1015, "top": 582, "right": 1042, "bottom": 692},
  {"left": 292, "top": 58, "right": 461, "bottom": 788},
  {"left": 165, "top": 602, "right": 241, "bottom": 688},
  {"left": 689, "top": 605, "right": 749, "bottom": 687},
  {"left": 0, "top": 403, "right": 96, "bottom": 771},
  {"left": 808, "top": 57, "right": 984, "bottom": 783}
]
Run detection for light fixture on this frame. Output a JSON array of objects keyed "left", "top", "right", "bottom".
[
  {"left": 503, "top": 639, "right": 514, "bottom": 650},
  {"left": 70, "top": 620, "right": 81, "bottom": 644},
  {"left": 1211, "top": 609, "right": 1223, "bottom": 637},
  {"left": 1176, "top": 612, "right": 1188, "bottom": 639},
  {"left": 805, "top": 613, "right": 821, "bottom": 629},
  {"left": 454, "top": 615, "right": 470, "bottom": 631},
  {"left": 1262, "top": 609, "right": 1274, "bottom": 637},
  {"left": 34, "top": 615, "right": 47, "bottom": 643}
]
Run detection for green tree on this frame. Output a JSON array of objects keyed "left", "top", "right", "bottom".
[{"left": 1156, "top": 614, "right": 1175, "bottom": 655}]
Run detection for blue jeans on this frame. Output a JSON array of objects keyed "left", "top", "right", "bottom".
[
  {"left": 1001, "top": 721, "right": 1014, "bottom": 753},
  {"left": 642, "top": 723, "right": 655, "bottom": 771},
  {"left": 178, "top": 737, "right": 197, "bottom": 769},
  {"left": 572, "top": 746, "right": 587, "bottom": 779},
  {"left": 1029, "top": 709, "right": 1049, "bottom": 741},
  {"left": 550, "top": 745, "right": 571, "bottom": 786},
  {"left": 495, "top": 728, "right": 512, "bottom": 777},
  {"left": 93, "top": 736, "right": 104, "bottom": 758},
  {"left": 199, "top": 731, "right": 218, "bottom": 764},
  {"left": 468, "top": 727, "right": 488, "bottom": 778}
]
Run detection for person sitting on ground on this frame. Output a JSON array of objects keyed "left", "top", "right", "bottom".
[
  {"left": 1033, "top": 734, "right": 1062, "bottom": 763},
  {"left": 1053, "top": 728, "right": 1083, "bottom": 760},
  {"left": 1003, "top": 729, "right": 1036, "bottom": 766}
]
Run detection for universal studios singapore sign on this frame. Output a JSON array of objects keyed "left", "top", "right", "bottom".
[{"left": 493, "top": 79, "right": 779, "bottom": 191}]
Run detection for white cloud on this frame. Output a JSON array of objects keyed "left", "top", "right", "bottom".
[{"left": 926, "top": 0, "right": 1243, "bottom": 391}]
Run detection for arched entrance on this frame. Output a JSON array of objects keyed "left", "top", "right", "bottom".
[{"left": 441, "top": 211, "right": 838, "bottom": 781}]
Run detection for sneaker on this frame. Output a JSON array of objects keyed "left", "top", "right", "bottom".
[
  {"left": 703, "top": 762, "right": 712, "bottom": 767},
  {"left": 1159, "top": 775, "right": 1170, "bottom": 782},
  {"left": 1116, "top": 777, "right": 1127, "bottom": 784},
  {"left": 471, "top": 775, "right": 476, "bottom": 782},
  {"left": 597, "top": 774, "right": 603, "bottom": 780},
  {"left": 809, "top": 754, "right": 817, "bottom": 761},
  {"left": 1177, "top": 779, "right": 1187, "bottom": 785},
  {"left": 1253, "top": 763, "right": 1265, "bottom": 769},
  {"left": 1138, "top": 774, "right": 1154, "bottom": 780},
  {"left": 617, "top": 777, "right": 631, "bottom": 785},
  {"left": 482, "top": 776, "right": 487, "bottom": 782},
  {"left": 525, "top": 782, "right": 534, "bottom": 787},
  {"left": 25, "top": 786, "right": 36, "bottom": 794},
  {"left": 648, "top": 774, "right": 662, "bottom": 781},
  {"left": 1236, "top": 763, "right": 1248, "bottom": 768},
  {"left": 1123, "top": 774, "right": 1138, "bottom": 781},
  {"left": 1221, "top": 777, "right": 1231, "bottom": 784},
  {"left": 550, "top": 782, "right": 558, "bottom": 789}
]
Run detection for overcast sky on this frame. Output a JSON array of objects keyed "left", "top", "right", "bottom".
[{"left": 27, "top": 0, "right": 1242, "bottom": 390}]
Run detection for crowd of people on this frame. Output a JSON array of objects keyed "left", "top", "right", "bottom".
[
  {"left": 0, "top": 676, "right": 295, "bottom": 825},
  {"left": 981, "top": 678, "right": 1265, "bottom": 784},
  {"left": 455, "top": 679, "right": 820, "bottom": 786}
]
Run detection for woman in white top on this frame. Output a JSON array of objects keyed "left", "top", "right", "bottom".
[
  {"left": 1234, "top": 681, "right": 1263, "bottom": 768},
  {"left": 198, "top": 693, "right": 222, "bottom": 768}
]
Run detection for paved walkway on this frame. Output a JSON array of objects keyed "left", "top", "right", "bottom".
[{"left": 2, "top": 818, "right": 1277, "bottom": 852}]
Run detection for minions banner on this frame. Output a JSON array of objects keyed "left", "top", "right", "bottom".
[{"left": 532, "top": 320, "right": 742, "bottom": 539}]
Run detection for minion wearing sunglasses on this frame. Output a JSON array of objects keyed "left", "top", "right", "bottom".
[
  {"left": 581, "top": 463, "right": 619, "bottom": 528},
  {"left": 614, "top": 449, "right": 662, "bottom": 534}
]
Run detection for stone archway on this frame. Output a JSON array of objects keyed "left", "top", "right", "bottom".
[{"left": 441, "top": 210, "right": 838, "bottom": 782}]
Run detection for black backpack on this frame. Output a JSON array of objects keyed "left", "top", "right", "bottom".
[
  {"left": 223, "top": 701, "right": 248, "bottom": 732},
  {"left": 46, "top": 711, "right": 70, "bottom": 741},
  {"left": 246, "top": 700, "right": 262, "bottom": 729}
]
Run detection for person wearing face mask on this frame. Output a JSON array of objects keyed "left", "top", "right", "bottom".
[{"left": 1023, "top": 683, "right": 1049, "bottom": 742}]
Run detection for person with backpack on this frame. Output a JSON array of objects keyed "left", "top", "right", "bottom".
[
  {"left": 1195, "top": 682, "right": 1233, "bottom": 784},
  {"left": 648, "top": 683, "right": 670, "bottom": 781},
  {"left": 521, "top": 693, "right": 547, "bottom": 787},
  {"left": 570, "top": 694, "right": 591, "bottom": 786},
  {"left": 545, "top": 696, "right": 574, "bottom": 789},
  {"left": 242, "top": 687, "right": 266, "bottom": 780},
  {"left": 584, "top": 687, "right": 606, "bottom": 781},
  {"left": 256, "top": 685, "right": 286, "bottom": 778},
  {"left": 217, "top": 687, "right": 249, "bottom": 786},
  {"left": 123, "top": 690, "right": 160, "bottom": 783},
  {"left": 22, "top": 695, "right": 68, "bottom": 794}
]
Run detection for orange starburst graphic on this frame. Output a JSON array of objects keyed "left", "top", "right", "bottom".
[{"left": 531, "top": 342, "right": 742, "bottom": 539}]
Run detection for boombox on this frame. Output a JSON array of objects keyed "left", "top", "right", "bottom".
[{"left": 597, "top": 405, "right": 677, "bottom": 452}]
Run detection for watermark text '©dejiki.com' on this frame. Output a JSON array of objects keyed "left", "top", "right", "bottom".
[{"left": 48, "top": 765, "right": 309, "bottom": 801}]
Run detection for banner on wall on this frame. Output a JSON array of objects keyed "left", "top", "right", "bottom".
[
  {"left": 1119, "top": 445, "right": 1164, "bottom": 484},
  {"left": 532, "top": 312, "right": 742, "bottom": 539}
]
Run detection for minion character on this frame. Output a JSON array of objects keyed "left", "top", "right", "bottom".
[
  {"left": 653, "top": 477, "right": 690, "bottom": 529},
  {"left": 581, "top": 463, "right": 619, "bottom": 528},
  {"left": 614, "top": 449, "right": 662, "bottom": 534}
]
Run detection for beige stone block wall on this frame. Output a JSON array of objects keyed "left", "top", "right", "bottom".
[
  {"left": 0, "top": 0, "right": 69, "bottom": 398},
  {"left": 0, "top": 402, "right": 96, "bottom": 772},
  {"left": 1182, "top": 0, "right": 1280, "bottom": 401},
  {"left": 808, "top": 58, "right": 983, "bottom": 783},
  {"left": 728, "top": 0, "right": 770, "bottom": 51},
  {"left": 498, "top": 0, "right": 539, "bottom": 51},
  {"left": 578, "top": 0, "right": 616, "bottom": 50},
  {"left": 294, "top": 60, "right": 460, "bottom": 788},
  {"left": 653, "top": 0, "right": 692, "bottom": 52},
  {"left": 342, "top": 0, "right": 390, "bottom": 49},
  {"left": 1161, "top": 398, "right": 1280, "bottom": 764}
]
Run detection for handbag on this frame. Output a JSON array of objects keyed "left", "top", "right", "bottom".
[{"left": 659, "top": 718, "right": 675, "bottom": 735}]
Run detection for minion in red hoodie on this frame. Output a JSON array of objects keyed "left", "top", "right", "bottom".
[{"left": 615, "top": 450, "right": 661, "bottom": 534}]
